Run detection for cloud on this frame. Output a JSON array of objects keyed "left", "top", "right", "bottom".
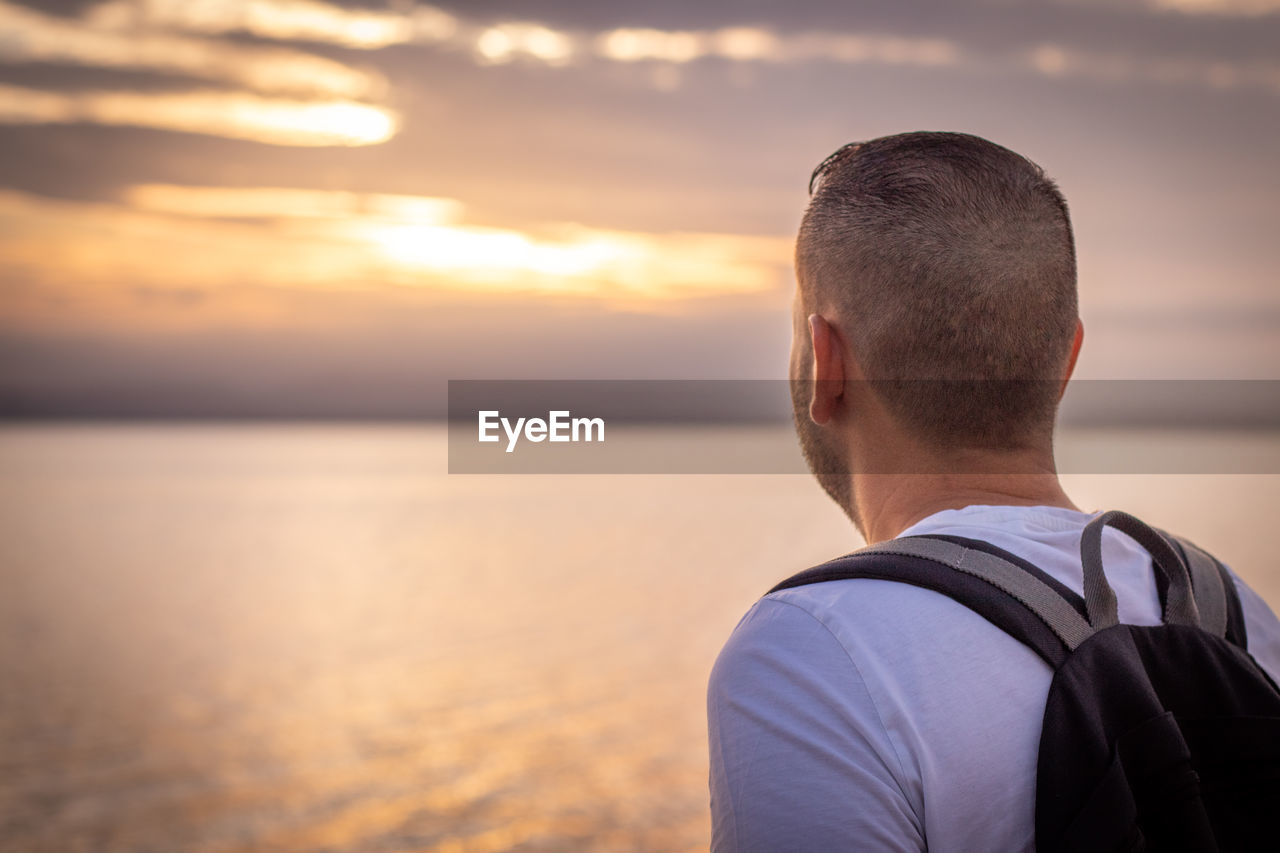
[
  {"left": 460, "top": 23, "right": 961, "bottom": 70},
  {"left": 0, "top": 1, "right": 386, "bottom": 99},
  {"left": 0, "top": 187, "right": 793, "bottom": 308},
  {"left": 585, "top": 23, "right": 1280, "bottom": 97},
  {"left": 1130, "top": 0, "right": 1280, "bottom": 17},
  {"left": 465, "top": 18, "right": 1278, "bottom": 101},
  {"left": 474, "top": 23, "right": 576, "bottom": 66},
  {"left": 1024, "top": 41, "right": 1280, "bottom": 93},
  {"left": 362, "top": 221, "right": 792, "bottom": 296},
  {"left": 2, "top": 0, "right": 1276, "bottom": 162},
  {"left": 115, "top": 185, "right": 792, "bottom": 300},
  {"left": 594, "top": 27, "right": 959, "bottom": 68},
  {"left": 86, "top": 0, "right": 459, "bottom": 49},
  {"left": 0, "top": 84, "right": 398, "bottom": 146},
  {"left": 125, "top": 184, "right": 463, "bottom": 222},
  {"left": 0, "top": 0, "right": 973, "bottom": 81}
]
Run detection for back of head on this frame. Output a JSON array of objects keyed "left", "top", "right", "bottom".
[{"left": 797, "top": 131, "right": 1078, "bottom": 449}]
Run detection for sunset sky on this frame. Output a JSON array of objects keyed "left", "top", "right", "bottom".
[{"left": 1, "top": 0, "right": 1277, "bottom": 416}]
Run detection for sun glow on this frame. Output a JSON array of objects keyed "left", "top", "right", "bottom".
[
  {"left": 0, "top": 187, "right": 791, "bottom": 310},
  {"left": 370, "top": 224, "right": 633, "bottom": 285},
  {"left": 353, "top": 216, "right": 790, "bottom": 296}
]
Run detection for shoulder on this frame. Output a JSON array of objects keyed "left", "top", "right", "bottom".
[
  {"left": 1224, "top": 567, "right": 1280, "bottom": 682},
  {"left": 708, "top": 577, "right": 1049, "bottom": 852},
  {"left": 708, "top": 591, "right": 926, "bottom": 852},
  {"left": 717, "top": 575, "right": 1051, "bottom": 687},
  {"left": 708, "top": 592, "right": 880, "bottom": 736}
]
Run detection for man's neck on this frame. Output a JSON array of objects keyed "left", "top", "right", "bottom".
[{"left": 849, "top": 446, "right": 1079, "bottom": 544}]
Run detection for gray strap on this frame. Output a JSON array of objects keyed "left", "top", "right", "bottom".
[
  {"left": 1171, "top": 535, "right": 1229, "bottom": 638},
  {"left": 1079, "top": 515, "right": 1122, "bottom": 630},
  {"left": 860, "top": 537, "right": 1096, "bottom": 651},
  {"left": 1081, "top": 511, "right": 1200, "bottom": 629}
]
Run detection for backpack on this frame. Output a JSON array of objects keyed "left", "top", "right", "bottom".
[{"left": 768, "top": 510, "right": 1280, "bottom": 851}]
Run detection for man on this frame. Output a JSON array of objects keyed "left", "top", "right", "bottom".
[{"left": 706, "top": 131, "right": 1280, "bottom": 851}]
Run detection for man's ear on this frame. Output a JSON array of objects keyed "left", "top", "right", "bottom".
[
  {"left": 808, "top": 314, "right": 845, "bottom": 425},
  {"left": 1059, "top": 319, "right": 1084, "bottom": 400}
]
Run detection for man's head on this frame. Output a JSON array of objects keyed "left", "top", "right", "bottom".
[{"left": 790, "top": 131, "right": 1082, "bottom": 517}]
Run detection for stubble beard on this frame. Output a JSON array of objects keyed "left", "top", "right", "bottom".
[{"left": 789, "top": 368, "right": 861, "bottom": 534}]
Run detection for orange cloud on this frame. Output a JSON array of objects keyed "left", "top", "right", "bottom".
[
  {"left": 0, "top": 85, "right": 398, "bottom": 146},
  {"left": 0, "top": 1, "right": 385, "bottom": 99},
  {"left": 0, "top": 188, "right": 793, "bottom": 315},
  {"left": 126, "top": 185, "right": 462, "bottom": 223},
  {"left": 87, "top": 0, "right": 458, "bottom": 49}
]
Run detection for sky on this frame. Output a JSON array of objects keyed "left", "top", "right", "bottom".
[{"left": 0, "top": 0, "right": 1277, "bottom": 417}]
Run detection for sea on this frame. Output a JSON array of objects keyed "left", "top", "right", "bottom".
[{"left": 1, "top": 424, "right": 1278, "bottom": 852}]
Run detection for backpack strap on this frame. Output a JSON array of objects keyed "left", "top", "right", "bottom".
[
  {"left": 1162, "top": 532, "right": 1249, "bottom": 648},
  {"left": 921, "top": 534, "right": 1090, "bottom": 619},
  {"left": 1079, "top": 510, "right": 1202, "bottom": 631},
  {"left": 1080, "top": 511, "right": 1253, "bottom": 650},
  {"left": 768, "top": 535, "right": 1095, "bottom": 668}
]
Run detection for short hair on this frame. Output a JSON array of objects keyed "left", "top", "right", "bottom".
[{"left": 797, "top": 131, "right": 1078, "bottom": 449}]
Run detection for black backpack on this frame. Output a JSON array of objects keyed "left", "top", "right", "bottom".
[{"left": 768, "top": 510, "right": 1280, "bottom": 851}]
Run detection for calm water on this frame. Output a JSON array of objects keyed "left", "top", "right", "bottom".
[{"left": 1, "top": 424, "right": 1278, "bottom": 852}]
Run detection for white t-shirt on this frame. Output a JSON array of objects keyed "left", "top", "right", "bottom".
[{"left": 707, "top": 504, "right": 1280, "bottom": 852}]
